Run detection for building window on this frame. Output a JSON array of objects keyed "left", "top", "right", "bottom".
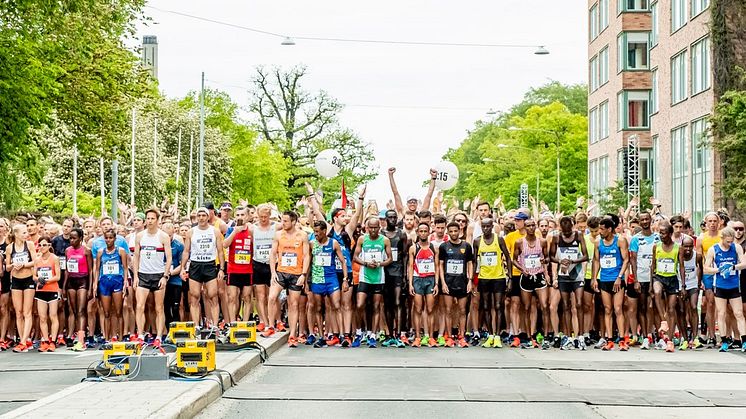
[
  {"left": 672, "top": 50, "right": 687, "bottom": 104},
  {"left": 589, "top": 107, "right": 599, "bottom": 144},
  {"left": 652, "top": 135, "right": 659, "bottom": 197},
  {"left": 600, "top": 0, "right": 609, "bottom": 30},
  {"left": 651, "top": 68, "right": 658, "bottom": 114},
  {"left": 619, "top": 91, "right": 650, "bottom": 129},
  {"left": 599, "top": 155, "right": 609, "bottom": 196},
  {"left": 672, "top": 0, "right": 687, "bottom": 32},
  {"left": 691, "top": 37, "right": 711, "bottom": 95},
  {"left": 692, "top": 0, "right": 709, "bottom": 17},
  {"left": 599, "top": 47, "right": 609, "bottom": 85},
  {"left": 599, "top": 101, "right": 609, "bottom": 139},
  {"left": 620, "top": 0, "right": 650, "bottom": 12},
  {"left": 691, "top": 118, "right": 711, "bottom": 226},
  {"left": 617, "top": 92, "right": 624, "bottom": 131},
  {"left": 590, "top": 55, "right": 599, "bottom": 91},
  {"left": 617, "top": 149, "right": 626, "bottom": 182},
  {"left": 589, "top": 159, "right": 598, "bottom": 199},
  {"left": 618, "top": 32, "right": 650, "bottom": 71},
  {"left": 672, "top": 126, "right": 688, "bottom": 214},
  {"left": 651, "top": 1, "right": 659, "bottom": 46},
  {"left": 590, "top": 4, "right": 599, "bottom": 40}
]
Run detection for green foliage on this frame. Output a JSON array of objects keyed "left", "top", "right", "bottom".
[
  {"left": 508, "top": 81, "right": 589, "bottom": 116},
  {"left": 598, "top": 180, "right": 654, "bottom": 215},
  {"left": 711, "top": 84, "right": 746, "bottom": 208}
]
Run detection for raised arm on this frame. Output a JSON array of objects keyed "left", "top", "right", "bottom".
[
  {"left": 388, "top": 167, "right": 404, "bottom": 217},
  {"left": 346, "top": 185, "right": 367, "bottom": 236},
  {"left": 419, "top": 169, "right": 438, "bottom": 212}
]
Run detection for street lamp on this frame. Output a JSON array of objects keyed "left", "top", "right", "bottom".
[
  {"left": 281, "top": 37, "right": 296, "bottom": 46},
  {"left": 534, "top": 46, "right": 550, "bottom": 55}
]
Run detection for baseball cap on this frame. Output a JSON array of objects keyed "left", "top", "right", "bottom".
[
  {"left": 220, "top": 201, "right": 233, "bottom": 211},
  {"left": 204, "top": 201, "right": 215, "bottom": 211},
  {"left": 406, "top": 195, "right": 418, "bottom": 203},
  {"left": 378, "top": 210, "right": 388, "bottom": 219},
  {"left": 134, "top": 212, "right": 146, "bottom": 221},
  {"left": 514, "top": 211, "right": 529, "bottom": 221},
  {"left": 196, "top": 207, "right": 210, "bottom": 215}
]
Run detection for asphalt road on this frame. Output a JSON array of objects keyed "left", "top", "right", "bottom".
[{"left": 198, "top": 342, "right": 746, "bottom": 419}]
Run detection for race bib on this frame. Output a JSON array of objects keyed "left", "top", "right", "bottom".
[
  {"left": 234, "top": 250, "right": 251, "bottom": 265},
  {"left": 255, "top": 244, "right": 271, "bottom": 262},
  {"left": 67, "top": 258, "right": 79, "bottom": 274},
  {"left": 392, "top": 249, "right": 398, "bottom": 262},
  {"left": 446, "top": 260, "right": 464, "bottom": 275},
  {"left": 480, "top": 252, "right": 497, "bottom": 267},
  {"left": 524, "top": 254, "right": 541, "bottom": 269},
  {"left": 314, "top": 252, "right": 332, "bottom": 267},
  {"left": 37, "top": 267, "right": 52, "bottom": 281},
  {"left": 281, "top": 252, "right": 298, "bottom": 267},
  {"left": 12, "top": 253, "right": 28, "bottom": 265},
  {"left": 600, "top": 255, "right": 617, "bottom": 269},
  {"left": 416, "top": 258, "right": 435, "bottom": 275},
  {"left": 559, "top": 247, "right": 578, "bottom": 261},
  {"left": 363, "top": 250, "right": 383, "bottom": 264},
  {"left": 59, "top": 256, "right": 67, "bottom": 271},
  {"left": 335, "top": 258, "right": 343, "bottom": 270},
  {"left": 142, "top": 249, "right": 156, "bottom": 261},
  {"left": 659, "top": 258, "right": 675, "bottom": 274},
  {"left": 103, "top": 260, "right": 119, "bottom": 276}
]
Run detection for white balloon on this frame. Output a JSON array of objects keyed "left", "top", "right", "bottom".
[
  {"left": 315, "top": 149, "right": 342, "bottom": 178},
  {"left": 434, "top": 161, "right": 459, "bottom": 190}
]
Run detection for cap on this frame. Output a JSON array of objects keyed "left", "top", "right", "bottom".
[
  {"left": 220, "top": 202, "right": 233, "bottom": 211},
  {"left": 406, "top": 195, "right": 418, "bottom": 203},
  {"left": 378, "top": 210, "right": 388, "bottom": 219},
  {"left": 204, "top": 201, "right": 215, "bottom": 211},
  {"left": 196, "top": 207, "right": 210, "bottom": 215},
  {"left": 134, "top": 212, "right": 146, "bottom": 221},
  {"left": 514, "top": 212, "right": 529, "bottom": 221}
]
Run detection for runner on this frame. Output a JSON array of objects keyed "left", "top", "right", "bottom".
[
  {"left": 382, "top": 209, "right": 409, "bottom": 346},
  {"left": 549, "top": 216, "right": 589, "bottom": 349},
  {"left": 63, "top": 228, "right": 92, "bottom": 351},
  {"left": 591, "top": 215, "right": 630, "bottom": 351},
  {"left": 650, "top": 221, "right": 686, "bottom": 352},
  {"left": 204, "top": 201, "right": 230, "bottom": 327},
  {"left": 439, "top": 221, "right": 476, "bottom": 347},
  {"left": 6, "top": 223, "right": 38, "bottom": 352},
  {"left": 512, "top": 218, "right": 550, "bottom": 348},
  {"left": 627, "top": 212, "right": 659, "bottom": 346},
  {"left": 124, "top": 213, "right": 145, "bottom": 339},
  {"left": 25, "top": 217, "right": 40, "bottom": 247},
  {"left": 702, "top": 227, "right": 746, "bottom": 352},
  {"left": 733, "top": 220, "right": 746, "bottom": 331},
  {"left": 253, "top": 204, "right": 279, "bottom": 334},
  {"left": 697, "top": 212, "right": 721, "bottom": 347},
  {"left": 224, "top": 206, "right": 254, "bottom": 322},
  {"left": 581, "top": 216, "right": 601, "bottom": 346},
  {"left": 92, "top": 230, "right": 129, "bottom": 342},
  {"left": 408, "top": 222, "right": 438, "bottom": 347},
  {"left": 504, "top": 210, "right": 529, "bottom": 347},
  {"left": 33, "top": 236, "right": 61, "bottom": 352},
  {"left": 308, "top": 221, "right": 348, "bottom": 347},
  {"left": 133, "top": 208, "right": 172, "bottom": 346},
  {"left": 162, "top": 222, "right": 184, "bottom": 326},
  {"left": 473, "top": 217, "right": 512, "bottom": 348},
  {"left": 0, "top": 218, "right": 10, "bottom": 350},
  {"left": 180, "top": 207, "right": 223, "bottom": 332},
  {"left": 268, "top": 211, "right": 310, "bottom": 348},
  {"left": 681, "top": 235, "right": 702, "bottom": 349}
]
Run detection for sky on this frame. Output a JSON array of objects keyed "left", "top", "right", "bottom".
[{"left": 137, "top": 0, "right": 587, "bottom": 204}]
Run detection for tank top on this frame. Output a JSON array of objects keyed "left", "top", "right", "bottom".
[
  {"left": 227, "top": 228, "right": 253, "bottom": 274},
  {"left": 383, "top": 228, "right": 405, "bottom": 277},
  {"left": 138, "top": 231, "right": 166, "bottom": 274},
  {"left": 10, "top": 242, "right": 31, "bottom": 270},
  {"left": 631, "top": 232, "right": 660, "bottom": 283},
  {"left": 654, "top": 242, "right": 679, "bottom": 278},
  {"left": 478, "top": 236, "right": 505, "bottom": 280},
  {"left": 598, "top": 235, "right": 623, "bottom": 282},
  {"left": 329, "top": 227, "right": 352, "bottom": 274},
  {"left": 584, "top": 234, "right": 596, "bottom": 280},
  {"left": 701, "top": 231, "right": 720, "bottom": 284},
  {"left": 100, "top": 246, "right": 124, "bottom": 282},
  {"left": 556, "top": 232, "right": 582, "bottom": 279},
  {"left": 190, "top": 226, "right": 217, "bottom": 263},
  {"left": 65, "top": 245, "right": 88, "bottom": 277},
  {"left": 277, "top": 230, "right": 305, "bottom": 275},
  {"left": 472, "top": 221, "right": 483, "bottom": 241},
  {"left": 683, "top": 251, "right": 698, "bottom": 290},
  {"left": 252, "top": 223, "right": 275, "bottom": 264},
  {"left": 520, "top": 237, "right": 544, "bottom": 275},
  {"left": 36, "top": 253, "right": 59, "bottom": 292},
  {"left": 713, "top": 243, "right": 739, "bottom": 289},
  {"left": 412, "top": 242, "right": 436, "bottom": 278},
  {"left": 360, "top": 234, "right": 385, "bottom": 284},
  {"left": 441, "top": 241, "right": 471, "bottom": 282},
  {"left": 311, "top": 239, "right": 337, "bottom": 284}
]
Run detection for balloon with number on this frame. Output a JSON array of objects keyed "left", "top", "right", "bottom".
[
  {"left": 434, "top": 161, "right": 459, "bottom": 190},
  {"left": 315, "top": 149, "right": 342, "bottom": 178}
]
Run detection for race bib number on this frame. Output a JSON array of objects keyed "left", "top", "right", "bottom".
[
  {"left": 446, "top": 260, "right": 464, "bottom": 275},
  {"left": 142, "top": 249, "right": 156, "bottom": 261},
  {"left": 59, "top": 256, "right": 67, "bottom": 271},
  {"left": 281, "top": 252, "right": 298, "bottom": 267},
  {"left": 103, "top": 260, "right": 119, "bottom": 276},
  {"left": 315, "top": 252, "right": 332, "bottom": 267},
  {"left": 659, "top": 258, "right": 675, "bottom": 274},
  {"left": 600, "top": 255, "right": 617, "bottom": 269},
  {"left": 37, "top": 267, "right": 52, "bottom": 281},
  {"left": 480, "top": 252, "right": 497, "bottom": 267},
  {"left": 363, "top": 250, "right": 383, "bottom": 264},
  {"left": 392, "top": 249, "right": 398, "bottom": 262},
  {"left": 255, "top": 244, "right": 271, "bottom": 262},
  {"left": 335, "top": 258, "right": 343, "bottom": 270},
  {"left": 416, "top": 258, "right": 435, "bottom": 275},
  {"left": 234, "top": 250, "right": 251, "bottom": 265},
  {"left": 12, "top": 253, "right": 28, "bottom": 265},
  {"left": 524, "top": 255, "right": 541, "bottom": 269},
  {"left": 559, "top": 247, "right": 578, "bottom": 261},
  {"left": 67, "top": 258, "right": 79, "bottom": 274}
]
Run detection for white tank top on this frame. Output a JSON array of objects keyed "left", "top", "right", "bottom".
[
  {"left": 472, "top": 221, "right": 483, "bottom": 241},
  {"left": 684, "top": 251, "right": 698, "bottom": 290},
  {"left": 253, "top": 222, "right": 275, "bottom": 264},
  {"left": 190, "top": 226, "right": 217, "bottom": 263},
  {"left": 138, "top": 231, "right": 166, "bottom": 274}
]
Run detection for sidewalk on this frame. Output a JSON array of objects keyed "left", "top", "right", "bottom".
[{"left": 1, "top": 333, "right": 287, "bottom": 418}]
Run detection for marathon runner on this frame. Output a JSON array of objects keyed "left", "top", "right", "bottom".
[
  {"left": 253, "top": 204, "right": 279, "bottom": 334},
  {"left": 513, "top": 218, "right": 550, "bottom": 348},
  {"left": 439, "top": 221, "right": 475, "bottom": 347},
  {"left": 628, "top": 212, "right": 659, "bottom": 346},
  {"left": 382, "top": 209, "right": 409, "bottom": 346},
  {"left": 681, "top": 235, "right": 702, "bottom": 349},
  {"left": 6, "top": 223, "right": 38, "bottom": 352},
  {"left": 581, "top": 216, "right": 600, "bottom": 346},
  {"left": 63, "top": 228, "right": 92, "bottom": 351},
  {"left": 473, "top": 217, "right": 511, "bottom": 348},
  {"left": 224, "top": 206, "right": 255, "bottom": 323},
  {"left": 162, "top": 222, "right": 184, "bottom": 326},
  {"left": 650, "top": 221, "right": 685, "bottom": 352},
  {"left": 124, "top": 212, "right": 145, "bottom": 338},
  {"left": 697, "top": 212, "right": 721, "bottom": 347},
  {"left": 204, "top": 202, "right": 230, "bottom": 327},
  {"left": 504, "top": 209, "right": 529, "bottom": 346},
  {"left": 33, "top": 235, "right": 61, "bottom": 352},
  {"left": 308, "top": 221, "right": 347, "bottom": 347},
  {"left": 92, "top": 230, "right": 129, "bottom": 342},
  {"left": 408, "top": 222, "right": 438, "bottom": 347}
]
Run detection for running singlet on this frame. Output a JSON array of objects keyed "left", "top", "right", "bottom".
[
  {"left": 556, "top": 232, "right": 582, "bottom": 279},
  {"left": 51, "top": 235, "right": 70, "bottom": 271},
  {"left": 654, "top": 243, "right": 679, "bottom": 277},
  {"left": 477, "top": 236, "right": 505, "bottom": 280},
  {"left": 65, "top": 246, "right": 88, "bottom": 277},
  {"left": 597, "top": 235, "right": 623, "bottom": 282},
  {"left": 629, "top": 232, "right": 660, "bottom": 283},
  {"left": 504, "top": 230, "right": 525, "bottom": 276},
  {"left": 713, "top": 243, "right": 739, "bottom": 290},
  {"left": 311, "top": 239, "right": 337, "bottom": 284},
  {"left": 412, "top": 243, "right": 436, "bottom": 278},
  {"left": 190, "top": 227, "right": 217, "bottom": 263},
  {"left": 384, "top": 229, "right": 405, "bottom": 278},
  {"left": 139, "top": 232, "right": 166, "bottom": 274},
  {"left": 10, "top": 242, "right": 31, "bottom": 267},
  {"left": 329, "top": 227, "right": 352, "bottom": 274},
  {"left": 684, "top": 252, "right": 698, "bottom": 290},
  {"left": 100, "top": 248, "right": 124, "bottom": 281},
  {"left": 91, "top": 235, "right": 129, "bottom": 261},
  {"left": 36, "top": 255, "right": 59, "bottom": 292},
  {"left": 520, "top": 238, "right": 544, "bottom": 275},
  {"left": 360, "top": 234, "right": 385, "bottom": 284},
  {"left": 584, "top": 234, "right": 596, "bottom": 280},
  {"left": 277, "top": 231, "right": 305, "bottom": 276},
  {"left": 701, "top": 232, "right": 720, "bottom": 284},
  {"left": 227, "top": 228, "right": 253, "bottom": 274},
  {"left": 252, "top": 223, "right": 275, "bottom": 264},
  {"left": 440, "top": 240, "right": 472, "bottom": 282}
]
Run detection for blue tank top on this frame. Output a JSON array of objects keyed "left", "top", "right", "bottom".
[
  {"left": 311, "top": 239, "right": 338, "bottom": 284},
  {"left": 713, "top": 243, "right": 739, "bottom": 290},
  {"left": 598, "top": 235, "right": 623, "bottom": 282},
  {"left": 99, "top": 247, "right": 124, "bottom": 281},
  {"left": 330, "top": 228, "right": 352, "bottom": 274}
]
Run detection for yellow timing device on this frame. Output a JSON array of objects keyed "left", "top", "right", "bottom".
[
  {"left": 168, "top": 321, "right": 197, "bottom": 342},
  {"left": 176, "top": 340, "right": 216, "bottom": 374},
  {"left": 228, "top": 321, "right": 257, "bottom": 344},
  {"left": 102, "top": 342, "right": 142, "bottom": 375}
]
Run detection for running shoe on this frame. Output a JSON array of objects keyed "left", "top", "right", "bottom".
[
  {"left": 400, "top": 333, "right": 410, "bottom": 346},
  {"left": 297, "top": 335, "right": 308, "bottom": 345},
  {"left": 458, "top": 336, "right": 469, "bottom": 348},
  {"left": 707, "top": 338, "right": 716, "bottom": 348},
  {"left": 445, "top": 336, "right": 455, "bottom": 347},
  {"left": 367, "top": 336, "right": 377, "bottom": 348},
  {"left": 742, "top": 345, "right": 746, "bottom": 353},
  {"left": 602, "top": 340, "right": 614, "bottom": 351},
  {"left": 420, "top": 335, "right": 429, "bottom": 347},
  {"left": 276, "top": 322, "right": 287, "bottom": 332},
  {"left": 38, "top": 341, "right": 49, "bottom": 352},
  {"left": 313, "top": 338, "right": 327, "bottom": 348},
  {"left": 71, "top": 340, "right": 85, "bottom": 352},
  {"left": 351, "top": 334, "right": 362, "bottom": 348},
  {"left": 578, "top": 338, "right": 587, "bottom": 351},
  {"left": 306, "top": 334, "right": 317, "bottom": 346},
  {"left": 261, "top": 327, "right": 276, "bottom": 338},
  {"left": 342, "top": 336, "right": 352, "bottom": 348},
  {"left": 594, "top": 338, "right": 607, "bottom": 349},
  {"left": 0, "top": 340, "right": 8, "bottom": 351},
  {"left": 510, "top": 337, "right": 521, "bottom": 348},
  {"left": 719, "top": 342, "right": 729, "bottom": 352},
  {"left": 256, "top": 322, "right": 266, "bottom": 332},
  {"left": 395, "top": 339, "right": 406, "bottom": 348},
  {"left": 378, "top": 331, "right": 386, "bottom": 342},
  {"left": 411, "top": 338, "right": 421, "bottom": 347},
  {"left": 482, "top": 335, "right": 494, "bottom": 348},
  {"left": 428, "top": 337, "right": 437, "bottom": 348},
  {"left": 382, "top": 337, "right": 396, "bottom": 347},
  {"left": 672, "top": 337, "right": 680, "bottom": 346},
  {"left": 553, "top": 335, "right": 562, "bottom": 349},
  {"left": 493, "top": 336, "right": 503, "bottom": 348},
  {"left": 536, "top": 332, "right": 544, "bottom": 345},
  {"left": 47, "top": 342, "right": 56, "bottom": 352},
  {"left": 437, "top": 336, "right": 446, "bottom": 347},
  {"left": 288, "top": 336, "right": 298, "bottom": 348},
  {"left": 56, "top": 336, "right": 66, "bottom": 346},
  {"left": 619, "top": 341, "right": 628, "bottom": 351},
  {"left": 659, "top": 320, "right": 669, "bottom": 333},
  {"left": 655, "top": 339, "right": 668, "bottom": 350},
  {"left": 561, "top": 337, "right": 574, "bottom": 351},
  {"left": 641, "top": 337, "right": 651, "bottom": 350},
  {"left": 665, "top": 341, "right": 675, "bottom": 352},
  {"left": 12, "top": 343, "right": 28, "bottom": 353},
  {"left": 692, "top": 337, "right": 703, "bottom": 349},
  {"left": 541, "top": 340, "right": 551, "bottom": 350},
  {"left": 470, "top": 334, "right": 481, "bottom": 347},
  {"left": 679, "top": 340, "right": 689, "bottom": 351}
]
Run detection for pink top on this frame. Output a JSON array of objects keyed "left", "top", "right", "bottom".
[
  {"left": 65, "top": 246, "right": 89, "bottom": 277},
  {"left": 520, "top": 238, "right": 545, "bottom": 275}
]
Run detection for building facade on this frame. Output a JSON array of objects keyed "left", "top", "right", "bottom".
[
  {"left": 587, "top": 0, "right": 715, "bottom": 226},
  {"left": 141, "top": 35, "right": 159, "bottom": 81}
]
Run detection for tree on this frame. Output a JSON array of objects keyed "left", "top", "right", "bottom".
[
  {"left": 711, "top": 85, "right": 746, "bottom": 211},
  {"left": 249, "top": 66, "right": 376, "bottom": 199},
  {"left": 508, "top": 81, "right": 588, "bottom": 116},
  {"left": 598, "top": 180, "right": 654, "bottom": 215}
]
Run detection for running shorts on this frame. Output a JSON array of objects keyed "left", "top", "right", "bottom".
[
  {"left": 189, "top": 261, "right": 218, "bottom": 283},
  {"left": 228, "top": 273, "right": 252, "bottom": 288},
  {"left": 357, "top": 282, "right": 384, "bottom": 295},
  {"left": 412, "top": 276, "right": 435, "bottom": 295},
  {"left": 98, "top": 276, "right": 124, "bottom": 297},
  {"left": 252, "top": 261, "right": 271, "bottom": 286},
  {"left": 35, "top": 290, "right": 61, "bottom": 303},
  {"left": 66, "top": 275, "right": 88, "bottom": 290},
  {"left": 138, "top": 272, "right": 163, "bottom": 291},
  {"left": 276, "top": 272, "right": 303, "bottom": 292},
  {"left": 520, "top": 273, "right": 547, "bottom": 292},
  {"left": 11, "top": 276, "right": 35, "bottom": 291}
]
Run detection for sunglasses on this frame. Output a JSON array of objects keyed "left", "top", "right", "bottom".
[
  {"left": 735, "top": 227, "right": 745, "bottom": 232},
  {"left": 39, "top": 243, "right": 51, "bottom": 247},
  {"left": 456, "top": 219, "right": 467, "bottom": 223}
]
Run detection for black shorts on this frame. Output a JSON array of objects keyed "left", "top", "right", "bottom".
[
  {"left": 252, "top": 261, "right": 271, "bottom": 286},
  {"left": 227, "top": 273, "right": 252, "bottom": 288},
  {"left": 583, "top": 277, "right": 597, "bottom": 294},
  {"left": 520, "top": 273, "right": 547, "bottom": 292},
  {"left": 625, "top": 281, "right": 651, "bottom": 299},
  {"left": 654, "top": 274, "right": 680, "bottom": 295},
  {"left": 66, "top": 275, "right": 89, "bottom": 290},
  {"left": 11, "top": 276, "right": 35, "bottom": 291},
  {"left": 714, "top": 287, "right": 741, "bottom": 300},
  {"left": 1, "top": 273, "right": 10, "bottom": 294},
  {"left": 357, "top": 282, "right": 384, "bottom": 295},
  {"left": 558, "top": 279, "right": 583, "bottom": 293},
  {"left": 138, "top": 272, "right": 164, "bottom": 292},
  {"left": 276, "top": 272, "right": 303, "bottom": 292},
  {"left": 477, "top": 278, "right": 506, "bottom": 294},
  {"left": 337, "top": 271, "right": 353, "bottom": 288},
  {"left": 509, "top": 276, "right": 522, "bottom": 298},
  {"left": 189, "top": 261, "right": 218, "bottom": 283},
  {"left": 384, "top": 274, "right": 406, "bottom": 289},
  {"left": 687, "top": 288, "right": 699, "bottom": 299},
  {"left": 35, "top": 290, "right": 61, "bottom": 303},
  {"left": 598, "top": 280, "right": 625, "bottom": 295}
]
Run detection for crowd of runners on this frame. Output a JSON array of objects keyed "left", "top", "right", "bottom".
[{"left": 1, "top": 167, "right": 746, "bottom": 354}]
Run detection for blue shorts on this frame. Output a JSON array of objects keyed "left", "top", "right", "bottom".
[
  {"left": 310, "top": 280, "right": 340, "bottom": 297},
  {"left": 98, "top": 276, "right": 124, "bottom": 297},
  {"left": 703, "top": 274, "right": 714, "bottom": 291}
]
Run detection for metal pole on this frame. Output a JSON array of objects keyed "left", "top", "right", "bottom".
[
  {"left": 100, "top": 157, "right": 105, "bottom": 216},
  {"left": 153, "top": 117, "right": 158, "bottom": 177},
  {"left": 73, "top": 145, "right": 78, "bottom": 215},
  {"left": 187, "top": 131, "right": 194, "bottom": 215},
  {"left": 175, "top": 128, "right": 182, "bottom": 218},
  {"left": 131, "top": 108, "right": 136, "bottom": 206},
  {"left": 199, "top": 72, "right": 205, "bottom": 206},
  {"left": 111, "top": 160, "right": 119, "bottom": 223},
  {"left": 556, "top": 134, "right": 561, "bottom": 213}
]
